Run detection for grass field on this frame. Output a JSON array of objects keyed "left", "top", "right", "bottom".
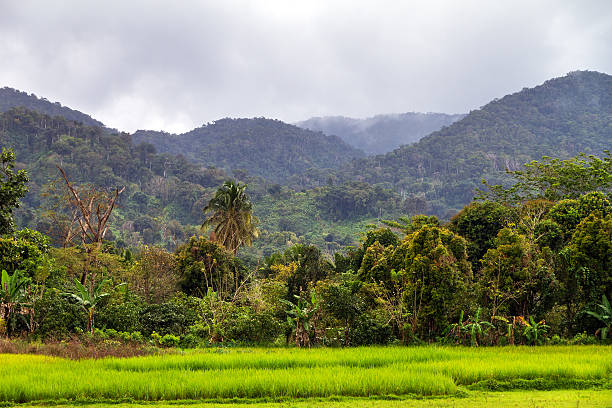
[{"left": 2, "top": 346, "right": 611, "bottom": 406}]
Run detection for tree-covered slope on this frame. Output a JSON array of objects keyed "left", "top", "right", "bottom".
[
  {"left": 0, "top": 107, "right": 230, "bottom": 249},
  {"left": 336, "top": 71, "right": 612, "bottom": 217},
  {"left": 0, "top": 107, "right": 406, "bottom": 261},
  {"left": 296, "top": 112, "right": 464, "bottom": 155},
  {"left": 132, "top": 118, "right": 365, "bottom": 183},
  {"left": 0, "top": 87, "right": 104, "bottom": 127}
]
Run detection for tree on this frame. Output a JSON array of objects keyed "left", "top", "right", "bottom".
[
  {"left": 202, "top": 180, "right": 258, "bottom": 254},
  {"left": 175, "top": 235, "right": 247, "bottom": 299},
  {"left": 64, "top": 278, "right": 110, "bottom": 334},
  {"left": 0, "top": 148, "right": 29, "bottom": 235},
  {"left": 478, "top": 151, "right": 612, "bottom": 204},
  {"left": 362, "top": 225, "right": 473, "bottom": 340},
  {"left": 57, "top": 166, "right": 125, "bottom": 285}
]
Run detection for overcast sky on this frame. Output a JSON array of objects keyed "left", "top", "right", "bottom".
[{"left": 0, "top": 1, "right": 610, "bottom": 133}]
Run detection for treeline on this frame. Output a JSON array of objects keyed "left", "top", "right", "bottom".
[{"left": 1, "top": 149, "right": 610, "bottom": 347}]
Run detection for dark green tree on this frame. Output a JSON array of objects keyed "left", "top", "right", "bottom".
[{"left": 0, "top": 148, "right": 29, "bottom": 235}]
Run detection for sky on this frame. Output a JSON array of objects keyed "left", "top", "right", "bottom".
[{"left": 0, "top": 0, "right": 611, "bottom": 133}]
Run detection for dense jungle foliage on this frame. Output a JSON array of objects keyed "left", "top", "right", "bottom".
[{"left": 1, "top": 144, "right": 610, "bottom": 347}]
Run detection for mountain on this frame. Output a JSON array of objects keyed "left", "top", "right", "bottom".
[
  {"left": 334, "top": 70, "right": 612, "bottom": 217},
  {"left": 296, "top": 112, "right": 464, "bottom": 155},
  {"left": 132, "top": 118, "right": 365, "bottom": 184},
  {"left": 0, "top": 87, "right": 104, "bottom": 127}
]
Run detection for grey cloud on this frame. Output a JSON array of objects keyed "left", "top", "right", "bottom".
[{"left": 0, "top": 0, "right": 610, "bottom": 133}]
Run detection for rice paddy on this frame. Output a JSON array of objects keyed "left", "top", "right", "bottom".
[{"left": 1, "top": 346, "right": 611, "bottom": 406}]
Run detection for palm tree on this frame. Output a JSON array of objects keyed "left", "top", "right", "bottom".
[
  {"left": 64, "top": 278, "right": 110, "bottom": 334},
  {"left": 202, "top": 181, "right": 258, "bottom": 254}
]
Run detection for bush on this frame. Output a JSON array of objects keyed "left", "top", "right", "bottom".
[
  {"left": 160, "top": 334, "right": 180, "bottom": 348},
  {"left": 349, "top": 311, "right": 394, "bottom": 346},
  {"left": 224, "top": 308, "right": 283, "bottom": 344},
  {"left": 34, "top": 288, "right": 86, "bottom": 339},
  {"left": 97, "top": 295, "right": 143, "bottom": 333},
  {"left": 138, "top": 296, "right": 198, "bottom": 336}
]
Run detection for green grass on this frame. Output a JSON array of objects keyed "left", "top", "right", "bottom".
[{"left": 1, "top": 346, "right": 611, "bottom": 404}]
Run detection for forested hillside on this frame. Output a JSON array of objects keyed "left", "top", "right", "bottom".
[
  {"left": 0, "top": 87, "right": 104, "bottom": 127},
  {"left": 0, "top": 107, "right": 228, "bottom": 249},
  {"left": 132, "top": 118, "right": 365, "bottom": 183},
  {"left": 296, "top": 112, "right": 464, "bottom": 154},
  {"left": 0, "top": 107, "right": 408, "bottom": 261},
  {"left": 335, "top": 71, "right": 612, "bottom": 217}
]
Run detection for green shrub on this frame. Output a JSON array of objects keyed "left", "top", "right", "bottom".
[
  {"left": 138, "top": 297, "right": 198, "bottom": 336},
  {"left": 160, "top": 334, "right": 180, "bottom": 348},
  {"left": 34, "top": 288, "right": 86, "bottom": 339},
  {"left": 97, "top": 297, "right": 143, "bottom": 333},
  {"left": 224, "top": 307, "right": 283, "bottom": 344},
  {"left": 349, "top": 311, "right": 394, "bottom": 346}
]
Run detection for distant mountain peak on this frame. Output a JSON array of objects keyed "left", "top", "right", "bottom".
[{"left": 295, "top": 112, "right": 465, "bottom": 155}]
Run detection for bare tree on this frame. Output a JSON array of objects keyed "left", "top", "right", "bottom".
[{"left": 57, "top": 166, "right": 124, "bottom": 285}]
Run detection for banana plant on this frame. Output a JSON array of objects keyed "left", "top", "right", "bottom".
[
  {"left": 518, "top": 315, "right": 550, "bottom": 345},
  {"left": 64, "top": 278, "right": 110, "bottom": 334},
  {"left": 444, "top": 310, "right": 468, "bottom": 345},
  {"left": 281, "top": 291, "right": 319, "bottom": 348},
  {"left": 1, "top": 269, "right": 31, "bottom": 336},
  {"left": 463, "top": 308, "right": 494, "bottom": 347},
  {"left": 586, "top": 294, "right": 612, "bottom": 340}
]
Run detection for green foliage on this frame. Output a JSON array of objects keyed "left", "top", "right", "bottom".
[
  {"left": 519, "top": 316, "right": 550, "bottom": 345},
  {"left": 479, "top": 227, "right": 557, "bottom": 318},
  {"left": 0, "top": 228, "right": 52, "bottom": 280},
  {"left": 0, "top": 148, "right": 29, "bottom": 234},
  {"left": 264, "top": 244, "right": 332, "bottom": 301},
  {"left": 564, "top": 213, "right": 612, "bottom": 305},
  {"left": 479, "top": 151, "right": 612, "bottom": 203},
  {"left": 451, "top": 201, "right": 518, "bottom": 265},
  {"left": 367, "top": 225, "right": 473, "bottom": 340},
  {"left": 0, "top": 87, "right": 103, "bottom": 126},
  {"left": 282, "top": 291, "right": 320, "bottom": 347},
  {"left": 318, "top": 182, "right": 399, "bottom": 221},
  {"left": 175, "top": 235, "right": 247, "bottom": 298},
  {"left": 64, "top": 278, "right": 110, "bottom": 334},
  {"left": 138, "top": 296, "right": 199, "bottom": 336},
  {"left": 1, "top": 268, "right": 31, "bottom": 335},
  {"left": 223, "top": 307, "right": 283, "bottom": 345},
  {"left": 333, "top": 72, "right": 612, "bottom": 217},
  {"left": 34, "top": 287, "right": 86, "bottom": 338}
]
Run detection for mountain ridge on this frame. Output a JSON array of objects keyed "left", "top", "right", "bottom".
[
  {"left": 0, "top": 87, "right": 104, "bottom": 127},
  {"left": 132, "top": 117, "right": 366, "bottom": 184},
  {"left": 332, "top": 70, "right": 612, "bottom": 216}
]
